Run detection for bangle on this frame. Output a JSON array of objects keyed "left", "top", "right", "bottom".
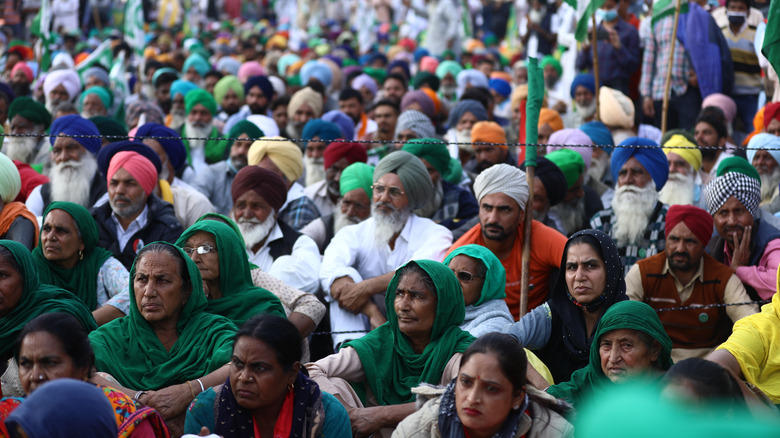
[
  {"left": 196, "top": 378, "right": 205, "bottom": 393},
  {"left": 133, "top": 390, "right": 145, "bottom": 401},
  {"left": 186, "top": 380, "right": 195, "bottom": 398}
]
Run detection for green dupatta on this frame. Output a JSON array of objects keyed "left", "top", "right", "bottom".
[
  {"left": 546, "top": 300, "right": 674, "bottom": 405},
  {"left": 175, "top": 221, "right": 285, "bottom": 325},
  {"left": 344, "top": 260, "right": 475, "bottom": 406},
  {"left": 31, "top": 202, "right": 114, "bottom": 311},
  {"left": 0, "top": 240, "right": 96, "bottom": 360},
  {"left": 88, "top": 242, "right": 237, "bottom": 390},
  {"left": 443, "top": 244, "right": 507, "bottom": 306}
]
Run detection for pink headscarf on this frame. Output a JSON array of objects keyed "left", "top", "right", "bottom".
[
  {"left": 702, "top": 93, "right": 737, "bottom": 123},
  {"left": 419, "top": 56, "right": 439, "bottom": 74},
  {"left": 107, "top": 151, "right": 158, "bottom": 197},
  {"left": 237, "top": 61, "right": 266, "bottom": 83}
]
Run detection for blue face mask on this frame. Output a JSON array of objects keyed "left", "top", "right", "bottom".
[{"left": 597, "top": 7, "right": 619, "bottom": 22}]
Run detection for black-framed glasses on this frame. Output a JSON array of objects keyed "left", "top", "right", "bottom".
[
  {"left": 371, "top": 184, "right": 405, "bottom": 199},
  {"left": 183, "top": 244, "right": 217, "bottom": 256},
  {"left": 452, "top": 270, "right": 484, "bottom": 283}
]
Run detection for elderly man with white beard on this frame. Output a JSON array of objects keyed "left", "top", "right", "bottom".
[
  {"left": 304, "top": 140, "right": 367, "bottom": 218},
  {"left": 4, "top": 97, "right": 52, "bottom": 166},
  {"left": 42, "top": 69, "right": 82, "bottom": 115},
  {"left": 659, "top": 133, "right": 704, "bottom": 207},
  {"left": 25, "top": 115, "right": 105, "bottom": 217},
  {"left": 300, "top": 119, "right": 344, "bottom": 187},
  {"left": 591, "top": 137, "right": 670, "bottom": 275},
  {"left": 746, "top": 134, "right": 780, "bottom": 214},
  {"left": 180, "top": 88, "right": 230, "bottom": 177},
  {"left": 230, "top": 165, "right": 321, "bottom": 295},
  {"left": 320, "top": 150, "right": 453, "bottom": 347}
]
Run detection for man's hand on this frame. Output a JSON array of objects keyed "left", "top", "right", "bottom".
[
  {"left": 607, "top": 27, "right": 621, "bottom": 49},
  {"left": 642, "top": 97, "right": 655, "bottom": 118},
  {"left": 330, "top": 276, "right": 355, "bottom": 301},
  {"left": 363, "top": 302, "right": 387, "bottom": 329},
  {"left": 337, "top": 282, "right": 371, "bottom": 313},
  {"left": 348, "top": 407, "right": 385, "bottom": 438},
  {"left": 730, "top": 225, "right": 752, "bottom": 270}
]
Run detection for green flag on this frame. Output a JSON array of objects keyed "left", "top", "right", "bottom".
[
  {"left": 76, "top": 40, "right": 113, "bottom": 78},
  {"left": 124, "top": 0, "right": 145, "bottom": 57},
  {"left": 570, "top": 0, "right": 607, "bottom": 43},
  {"left": 762, "top": 0, "right": 780, "bottom": 79},
  {"left": 525, "top": 57, "right": 544, "bottom": 167},
  {"left": 652, "top": 0, "right": 688, "bottom": 25},
  {"left": 33, "top": 0, "right": 52, "bottom": 72}
]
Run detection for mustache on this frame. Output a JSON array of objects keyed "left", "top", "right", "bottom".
[
  {"left": 236, "top": 216, "right": 262, "bottom": 225},
  {"left": 375, "top": 201, "right": 398, "bottom": 213},
  {"left": 484, "top": 223, "right": 505, "bottom": 232},
  {"left": 113, "top": 195, "right": 132, "bottom": 203},
  {"left": 670, "top": 252, "right": 689, "bottom": 259}
]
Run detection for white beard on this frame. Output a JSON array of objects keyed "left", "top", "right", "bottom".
[
  {"left": 234, "top": 211, "right": 277, "bottom": 250},
  {"left": 3, "top": 136, "right": 41, "bottom": 163},
  {"left": 45, "top": 99, "right": 64, "bottom": 115},
  {"left": 169, "top": 108, "right": 187, "bottom": 130},
  {"left": 759, "top": 167, "right": 780, "bottom": 203},
  {"left": 81, "top": 110, "right": 103, "bottom": 119},
  {"left": 455, "top": 129, "right": 473, "bottom": 153},
  {"left": 658, "top": 172, "right": 695, "bottom": 206},
  {"left": 611, "top": 181, "right": 658, "bottom": 245},
  {"left": 576, "top": 100, "right": 596, "bottom": 120},
  {"left": 587, "top": 152, "right": 610, "bottom": 183},
  {"left": 333, "top": 204, "right": 363, "bottom": 233},
  {"left": 305, "top": 155, "right": 326, "bottom": 187},
  {"left": 49, "top": 154, "right": 99, "bottom": 207},
  {"left": 372, "top": 202, "right": 410, "bottom": 248},
  {"left": 185, "top": 120, "right": 213, "bottom": 151},
  {"left": 550, "top": 196, "right": 587, "bottom": 236}
]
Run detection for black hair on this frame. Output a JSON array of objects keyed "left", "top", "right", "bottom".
[
  {"left": 373, "top": 98, "right": 400, "bottom": 115},
  {"left": 663, "top": 358, "right": 747, "bottom": 409},
  {"left": 396, "top": 261, "right": 436, "bottom": 296},
  {"left": 205, "top": 70, "right": 223, "bottom": 81},
  {"left": 385, "top": 73, "right": 409, "bottom": 90},
  {"left": 0, "top": 245, "right": 22, "bottom": 282},
  {"left": 307, "top": 80, "right": 327, "bottom": 98},
  {"left": 235, "top": 314, "right": 302, "bottom": 371},
  {"left": 15, "top": 313, "right": 94, "bottom": 376},
  {"left": 339, "top": 88, "right": 364, "bottom": 105},
  {"left": 144, "top": 60, "right": 164, "bottom": 77},
  {"left": 134, "top": 243, "right": 193, "bottom": 301},
  {"left": 696, "top": 110, "right": 728, "bottom": 140},
  {"left": 725, "top": 0, "right": 750, "bottom": 8},
  {"left": 270, "top": 95, "right": 291, "bottom": 112},
  {"left": 155, "top": 71, "right": 179, "bottom": 88}
]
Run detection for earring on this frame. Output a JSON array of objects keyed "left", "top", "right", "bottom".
[
  {"left": 513, "top": 405, "right": 520, "bottom": 410},
  {"left": 288, "top": 383, "right": 295, "bottom": 392},
  {"left": 79, "top": 250, "right": 84, "bottom": 260}
]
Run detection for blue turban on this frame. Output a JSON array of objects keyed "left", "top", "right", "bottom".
[
  {"left": 611, "top": 137, "right": 669, "bottom": 189},
  {"left": 387, "top": 60, "right": 411, "bottom": 79},
  {"left": 322, "top": 110, "right": 355, "bottom": 141},
  {"left": 300, "top": 61, "right": 333, "bottom": 88},
  {"left": 448, "top": 99, "right": 489, "bottom": 129},
  {"left": 570, "top": 73, "right": 596, "bottom": 99},
  {"left": 183, "top": 53, "right": 211, "bottom": 78},
  {"left": 302, "top": 119, "right": 343, "bottom": 145},
  {"left": 244, "top": 75, "right": 275, "bottom": 100},
  {"left": 135, "top": 123, "right": 187, "bottom": 172},
  {"left": 97, "top": 140, "right": 163, "bottom": 178},
  {"left": 488, "top": 78, "right": 511, "bottom": 98},
  {"left": 49, "top": 115, "right": 101, "bottom": 155},
  {"left": 580, "top": 120, "right": 614, "bottom": 154},
  {"left": 413, "top": 48, "right": 430, "bottom": 63},
  {"left": 170, "top": 80, "right": 199, "bottom": 99}
]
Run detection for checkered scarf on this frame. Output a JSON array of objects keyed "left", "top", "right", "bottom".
[{"left": 705, "top": 172, "right": 761, "bottom": 218}]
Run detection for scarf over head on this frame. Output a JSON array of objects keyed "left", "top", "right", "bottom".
[
  {"left": 526, "top": 156, "right": 568, "bottom": 206},
  {"left": 8, "top": 96, "right": 51, "bottom": 128},
  {"left": 0, "top": 153, "right": 21, "bottom": 203},
  {"left": 611, "top": 137, "right": 668, "bottom": 189},
  {"left": 135, "top": 123, "right": 187, "bottom": 172},
  {"left": 448, "top": 99, "right": 488, "bottom": 128},
  {"left": 547, "top": 300, "right": 672, "bottom": 404},
  {"left": 185, "top": 88, "right": 217, "bottom": 115},
  {"left": 175, "top": 221, "right": 285, "bottom": 325},
  {"left": 302, "top": 119, "right": 342, "bottom": 145},
  {"left": 88, "top": 242, "right": 237, "bottom": 390},
  {"left": 705, "top": 171, "right": 761, "bottom": 218},
  {"left": 473, "top": 163, "right": 529, "bottom": 208},
  {"left": 746, "top": 133, "right": 780, "bottom": 167},
  {"left": 374, "top": 150, "right": 434, "bottom": 210},
  {"left": 247, "top": 136, "right": 304, "bottom": 182},
  {"left": 763, "top": 102, "right": 780, "bottom": 130},
  {"left": 323, "top": 141, "right": 367, "bottom": 170},
  {"left": 340, "top": 162, "right": 375, "bottom": 198},
  {"left": 395, "top": 110, "right": 436, "bottom": 139},
  {"left": 244, "top": 75, "right": 274, "bottom": 100},
  {"left": 402, "top": 138, "right": 451, "bottom": 175},
  {"left": 471, "top": 121, "right": 507, "bottom": 147},
  {"left": 0, "top": 240, "right": 96, "bottom": 360},
  {"left": 213, "top": 75, "right": 244, "bottom": 104},
  {"left": 538, "top": 108, "right": 564, "bottom": 132},
  {"left": 231, "top": 165, "right": 288, "bottom": 211},
  {"left": 80, "top": 85, "right": 113, "bottom": 110},
  {"left": 107, "top": 151, "right": 158, "bottom": 197},
  {"left": 547, "top": 129, "right": 593, "bottom": 168},
  {"left": 287, "top": 87, "right": 324, "bottom": 120},
  {"left": 443, "top": 244, "right": 507, "bottom": 306},
  {"left": 32, "top": 202, "right": 114, "bottom": 311},
  {"left": 43, "top": 69, "right": 81, "bottom": 100},
  {"left": 343, "top": 260, "right": 475, "bottom": 405},
  {"left": 665, "top": 205, "right": 713, "bottom": 246},
  {"left": 663, "top": 134, "right": 702, "bottom": 171},
  {"left": 322, "top": 111, "right": 355, "bottom": 141},
  {"left": 49, "top": 114, "right": 101, "bottom": 155},
  {"left": 401, "top": 90, "right": 435, "bottom": 120}
]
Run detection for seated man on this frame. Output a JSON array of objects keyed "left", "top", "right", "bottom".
[
  {"left": 659, "top": 133, "right": 704, "bottom": 207},
  {"left": 301, "top": 119, "right": 344, "bottom": 188},
  {"left": 230, "top": 165, "right": 321, "bottom": 294},
  {"left": 464, "top": 121, "right": 517, "bottom": 177},
  {"left": 449, "top": 164, "right": 567, "bottom": 319},
  {"left": 4, "top": 97, "right": 52, "bottom": 166},
  {"left": 591, "top": 137, "right": 670, "bottom": 274},
  {"left": 304, "top": 140, "right": 367, "bottom": 217},
  {"left": 91, "top": 151, "right": 183, "bottom": 268},
  {"left": 547, "top": 148, "right": 603, "bottom": 236},
  {"left": 402, "top": 138, "right": 479, "bottom": 230},
  {"left": 704, "top": 158, "right": 780, "bottom": 301},
  {"left": 180, "top": 88, "right": 229, "bottom": 175},
  {"left": 320, "top": 151, "right": 453, "bottom": 347},
  {"left": 746, "top": 133, "right": 780, "bottom": 213},
  {"left": 626, "top": 204, "right": 758, "bottom": 362},
  {"left": 302, "top": 162, "right": 374, "bottom": 253}
]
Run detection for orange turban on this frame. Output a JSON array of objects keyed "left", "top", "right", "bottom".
[{"left": 471, "top": 121, "right": 507, "bottom": 149}]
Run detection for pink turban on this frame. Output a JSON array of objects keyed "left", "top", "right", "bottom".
[
  {"left": 237, "top": 61, "right": 266, "bottom": 83},
  {"left": 419, "top": 56, "right": 439, "bottom": 74},
  {"left": 547, "top": 129, "right": 593, "bottom": 169},
  {"left": 702, "top": 93, "right": 737, "bottom": 123},
  {"left": 107, "top": 151, "right": 158, "bottom": 197},
  {"left": 11, "top": 62, "right": 33, "bottom": 83}
]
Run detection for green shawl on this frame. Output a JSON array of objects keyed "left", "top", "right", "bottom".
[
  {"left": 32, "top": 202, "right": 114, "bottom": 311},
  {"left": 443, "top": 244, "right": 507, "bottom": 307},
  {"left": 0, "top": 240, "right": 96, "bottom": 360},
  {"left": 194, "top": 213, "right": 260, "bottom": 270},
  {"left": 181, "top": 125, "right": 229, "bottom": 165},
  {"left": 547, "top": 301, "right": 674, "bottom": 405},
  {"left": 88, "top": 242, "right": 237, "bottom": 390},
  {"left": 175, "top": 221, "right": 286, "bottom": 325},
  {"left": 344, "top": 260, "right": 475, "bottom": 406}
]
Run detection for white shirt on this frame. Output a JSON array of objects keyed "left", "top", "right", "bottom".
[
  {"left": 319, "top": 214, "right": 453, "bottom": 295},
  {"left": 247, "top": 222, "right": 322, "bottom": 294},
  {"left": 303, "top": 180, "right": 336, "bottom": 217},
  {"left": 111, "top": 205, "right": 149, "bottom": 252}
]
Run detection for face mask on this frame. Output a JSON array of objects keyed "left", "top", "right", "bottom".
[
  {"left": 529, "top": 7, "right": 545, "bottom": 24},
  {"left": 597, "top": 7, "right": 618, "bottom": 22},
  {"left": 727, "top": 11, "right": 747, "bottom": 27}
]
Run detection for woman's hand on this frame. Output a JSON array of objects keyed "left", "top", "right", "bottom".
[{"left": 141, "top": 383, "right": 193, "bottom": 420}]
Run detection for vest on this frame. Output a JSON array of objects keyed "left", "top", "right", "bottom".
[
  {"left": 268, "top": 220, "right": 303, "bottom": 260},
  {"left": 638, "top": 252, "right": 734, "bottom": 349}
]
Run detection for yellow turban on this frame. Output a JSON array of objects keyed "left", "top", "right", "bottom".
[
  {"left": 663, "top": 134, "right": 702, "bottom": 171},
  {"left": 247, "top": 136, "right": 304, "bottom": 182}
]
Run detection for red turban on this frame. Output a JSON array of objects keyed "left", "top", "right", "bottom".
[
  {"left": 231, "top": 166, "right": 287, "bottom": 212},
  {"left": 323, "top": 141, "right": 368, "bottom": 170},
  {"left": 664, "top": 205, "right": 714, "bottom": 246},
  {"left": 764, "top": 102, "right": 780, "bottom": 130},
  {"left": 107, "top": 151, "right": 158, "bottom": 197}
]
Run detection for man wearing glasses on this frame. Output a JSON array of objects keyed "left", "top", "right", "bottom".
[{"left": 320, "top": 151, "right": 453, "bottom": 348}]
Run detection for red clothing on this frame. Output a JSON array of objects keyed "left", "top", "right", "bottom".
[
  {"left": 448, "top": 220, "right": 566, "bottom": 320},
  {"left": 13, "top": 160, "right": 49, "bottom": 203}
]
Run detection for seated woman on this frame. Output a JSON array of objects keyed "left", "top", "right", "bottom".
[
  {"left": 0, "top": 312, "right": 169, "bottom": 436},
  {"left": 175, "top": 220, "right": 286, "bottom": 326},
  {"left": 0, "top": 153, "right": 37, "bottom": 250},
  {"left": 184, "top": 314, "right": 350, "bottom": 436},
  {"left": 0, "top": 240, "right": 96, "bottom": 397},
  {"left": 394, "top": 333, "right": 574, "bottom": 438},
  {"left": 504, "top": 229, "right": 628, "bottom": 383},
  {"left": 307, "top": 260, "right": 475, "bottom": 437},
  {"left": 89, "top": 242, "right": 237, "bottom": 435},
  {"left": 32, "top": 202, "right": 131, "bottom": 326},
  {"left": 545, "top": 300, "right": 674, "bottom": 406}
]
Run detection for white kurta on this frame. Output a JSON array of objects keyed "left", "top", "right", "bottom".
[{"left": 248, "top": 223, "right": 322, "bottom": 295}]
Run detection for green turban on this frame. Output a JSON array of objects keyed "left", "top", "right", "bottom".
[
  {"left": 89, "top": 116, "right": 128, "bottom": 141},
  {"left": 443, "top": 157, "right": 463, "bottom": 185},
  {"left": 340, "top": 162, "right": 375, "bottom": 198},
  {"left": 80, "top": 86, "right": 113, "bottom": 110},
  {"left": 435, "top": 60, "right": 463, "bottom": 80},
  {"left": 546, "top": 148, "right": 585, "bottom": 188},
  {"left": 185, "top": 88, "right": 217, "bottom": 116},
  {"left": 363, "top": 67, "right": 387, "bottom": 85},
  {"left": 228, "top": 120, "right": 264, "bottom": 141},
  {"left": 8, "top": 97, "right": 52, "bottom": 129},
  {"left": 412, "top": 72, "right": 440, "bottom": 91},
  {"left": 402, "top": 138, "right": 451, "bottom": 176},
  {"left": 540, "top": 55, "right": 562, "bottom": 76},
  {"left": 213, "top": 75, "right": 244, "bottom": 105},
  {"left": 716, "top": 156, "right": 760, "bottom": 182}
]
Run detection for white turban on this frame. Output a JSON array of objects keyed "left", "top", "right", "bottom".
[
  {"left": 473, "top": 164, "right": 529, "bottom": 209},
  {"left": 43, "top": 69, "right": 82, "bottom": 101},
  {"left": 246, "top": 115, "right": 280, "bottom": 137},
  {"left": 0, "top": 152, "right": 21, "bottom": 203}
]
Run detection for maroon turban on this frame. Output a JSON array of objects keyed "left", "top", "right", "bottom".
[
  {"left": 665, "top": 205, "right": 714, "bottom": 246},
  {"left": 764, "top": 102, "right": 780, "bottom": 130},
  {"left": 231, "top": 166, "right": 288, "bottom": 212},
  {"left": 323, "top": 141, "right": 368, "bottom": 170}
]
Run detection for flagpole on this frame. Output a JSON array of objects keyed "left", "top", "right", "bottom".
[
  {"left": 591, "top": 14, "right": 601, "bottom": 121},
  {"left": 661, "top": 0, "right": 683, "bottom": 135}
]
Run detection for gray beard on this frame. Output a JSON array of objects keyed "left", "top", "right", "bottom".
[
  {"left": 550, "top": 196, "right": 587, "bottom": 236},
  {"left": 3, "top": 136, "right": 41, "bottom": 163},
  {"left": 372, "top": 203, "right": 410, "bottom": 247},
  {"left": 169, "top": 109, "right": 187, "bottom": 130},
  {"left": 611, "top": 181, "right": 658, "bottom": 245},
  {"left": 49, "top": 154, "right": 98, "bottom": 207},
  {"left": 234, "top": 211, "right": 277, "bottom": 250},
  {"left": 658, "top": 172, "right": 695, "bottom": 206},
  {"left": 185, "top": 120, "right": 214, "bottom": 151},
  {"left": 81, "top": 110, "right": 104, "bottom": 119},
  {"left": 333, "top": 205, "right": 363, "bottom": 233},
  {"left": 305, "top": 155, "right": 326, "bottom": 187},
  {"left": 587, "top": 153, "right": 610, "bottom": 182},
  {"left": 759, "top": 167, "right": 780, "bottom": 203},
  {"left": 414, "top": 180, "right": 444, "bottom": 218},
  {"left": 45, "top": 99, "right": 64, "bottom": 115},
  {"left": 576, "top": 100, "right": 596, "bottom": 120}
]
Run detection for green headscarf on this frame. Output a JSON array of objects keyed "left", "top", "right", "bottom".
[
  {"left": 402, "top": 138, "right": 451, "bottom": 176},
  {"left": 175, "top": 221, "right": 285, "bottom": 325},
  {"left": 31, "top": 202, "right": 114, "bottom": 311},
  {"left": 344, "top": 260, "right": 475, "bottom": 406},
  {"left": 443, "top": 244, "right": 506, "bottom": 307},
  {"left": 89, "top": 242, "right": 237, "bottom": 390},
  {"left": 194, "top": 213, "right": 259, "bottom": 270},
  {"left": 0, "top": 240, "right": 96, "bottom": 360},
  {"left": 339, "top": 162, "right": 374, "bottom": 198},
  {"left": 547, "top": 301, "right": 674, "bottom": 405}
]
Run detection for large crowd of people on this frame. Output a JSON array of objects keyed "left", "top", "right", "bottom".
[{"left": 1, "top": 0, "right": 780, "bottom": 436}]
